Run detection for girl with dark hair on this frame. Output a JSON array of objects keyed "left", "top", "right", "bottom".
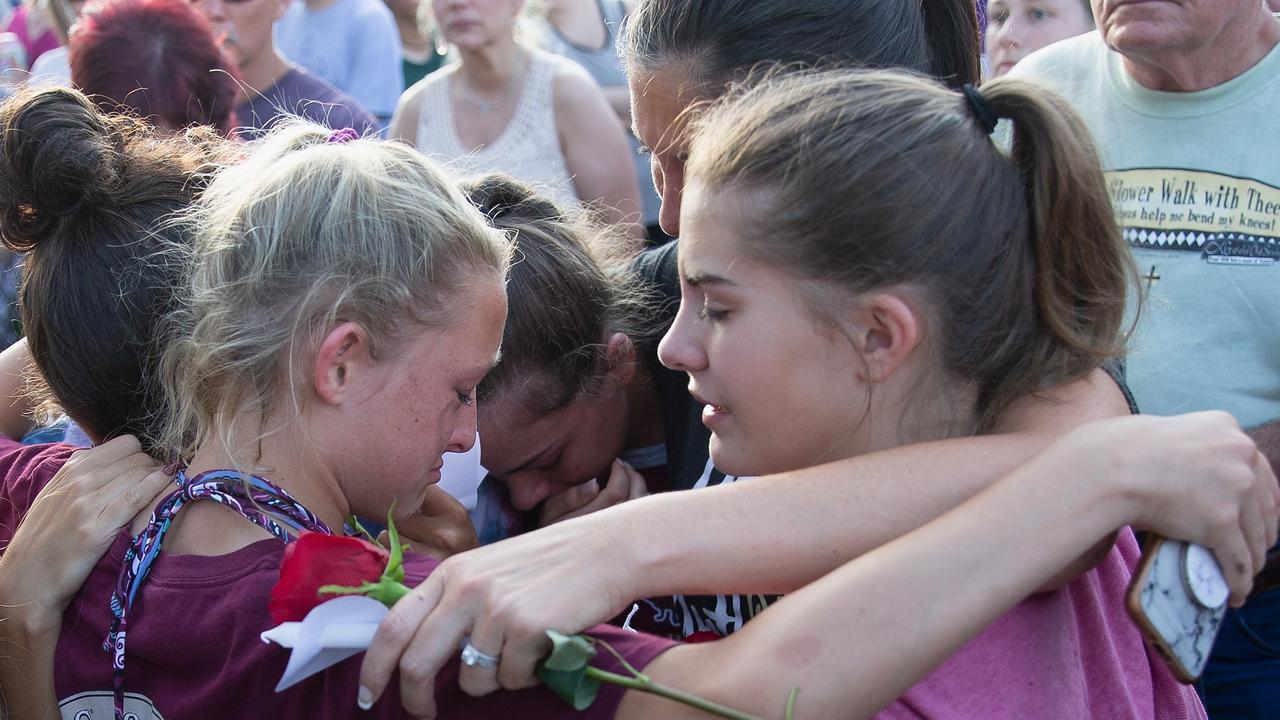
[
  {"left": 460, "top": 175, "right": 660, "bottom": 543},
  {"left": 469, "top": 0, "right": 993, "bottom": 533},
  {"left": 0, "top": 85, "right": 233, "bottom": 718},
  {"left": 69, "top": 0, "right": 241, "bottom": 135}
]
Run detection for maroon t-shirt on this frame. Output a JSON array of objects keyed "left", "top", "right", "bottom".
[{"left": 0, "top": 438, "right": 676, "bottom": 719}]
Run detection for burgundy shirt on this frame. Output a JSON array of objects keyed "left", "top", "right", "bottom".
[{"left": 0, "top": 438, "right": 676, "bottom": 719}]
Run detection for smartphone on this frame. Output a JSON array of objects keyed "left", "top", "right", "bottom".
[{"left": 1126, "top": 535, "right": 1229, "bottom": 683}]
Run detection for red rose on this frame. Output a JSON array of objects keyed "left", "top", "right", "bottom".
[{"left": 268, "top": 531, "right": 390, "bottom": 623}]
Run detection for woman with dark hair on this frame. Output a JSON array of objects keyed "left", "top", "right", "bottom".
[
  {"left": 0, "top": 85, "right": 232, "bottom": 718},
  {"left": 69, "top": 0, "right": 241, "bottom": 135}
]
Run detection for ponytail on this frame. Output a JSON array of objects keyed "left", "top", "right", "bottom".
[
  {"left": 983, "top": 77, "right": 1136, "bottom": 383},
  {"left": 685, "top": 69, "right": 1133, "bottom": 427}
]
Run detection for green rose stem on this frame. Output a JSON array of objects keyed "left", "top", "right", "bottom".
[{"left": 539, "top": 632, "right": 799, "bottom": 720}]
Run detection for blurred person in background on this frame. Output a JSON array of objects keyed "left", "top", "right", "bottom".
[
  {"left": 391, "top": 0, "right": 640, "bottom": 236},
  {"left": 276, "top": 0, "right": 402, "bottom": 126},
  {"left": 188, "top": 0, "right": 377, "bottom": 137},
  {"left": 3, "top": 0, "right": 77, "bottom": 67},
  {"left": 534, "top": 0, "right": 663, "bottom": 243},
  {"left": 69, "top": 0, "right": 240, "bottom": 135},
  {"left": 387, "top": 0, "right": 448, "bottom": 89},
  {"left": 23, "top": 0, "right": 79, "bottom": 84},
  {"left": 985, "top": 0, "right": 1093, "bottom": 77}
]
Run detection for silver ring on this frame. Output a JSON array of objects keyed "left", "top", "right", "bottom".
[{"left": 460, "top": 640, "right": 499, "bottom": 668}]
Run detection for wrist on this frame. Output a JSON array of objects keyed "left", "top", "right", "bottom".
[
  {"left": 1016, "top": 437, "right": 1134, "bottom": 538},
  {"left": 603, "top": 493, "right": 669, "bottom": 603},
  {"left": 0, "top": 604, "right": 63, "bottom": 644}
]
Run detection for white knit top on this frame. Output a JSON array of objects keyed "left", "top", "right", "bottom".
[{"left": 415, "top": 49, "right": 578, "bottom": 208}]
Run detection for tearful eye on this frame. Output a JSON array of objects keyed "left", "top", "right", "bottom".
[
  {"left": 457, "top": 388, "right": 476, "bottom": 407},
  {"left": 698, "top": 307, "right": 727, "bottom": 322}
]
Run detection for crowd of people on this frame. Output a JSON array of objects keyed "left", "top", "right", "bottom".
[{"left": 0, "top": 0, "right": 1276, "bottom": 719}]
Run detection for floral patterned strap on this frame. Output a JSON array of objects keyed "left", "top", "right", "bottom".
[{"left": 105, "top": 469, "right": 334, "bottom": 720}]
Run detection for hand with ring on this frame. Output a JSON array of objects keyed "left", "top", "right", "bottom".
[{"left": 460, "top": 639, "right": 500, "bottom": 669}]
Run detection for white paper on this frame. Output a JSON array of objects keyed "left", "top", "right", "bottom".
[
  {"left": 260, "top": 595, "right": 388, "bottom": 691},
  {"left": 438, "top": 432, "right": 487, "bottom": 511}
]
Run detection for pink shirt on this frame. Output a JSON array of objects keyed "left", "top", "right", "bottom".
[
  {"left": 3, "top": 6, "right": 61, "bottom": 66},
  {"left": 875, "top": 530, "right": 1206, "bottom": 719}
]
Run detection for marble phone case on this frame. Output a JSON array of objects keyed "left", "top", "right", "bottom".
[{"left": 1126, "top": 536, "right": 1227, "bottom": 683}]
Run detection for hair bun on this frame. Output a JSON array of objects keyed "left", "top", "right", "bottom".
[
  {"left": 0, "top": 87, "right": 128, "bottom": 249},
  {"left": 464, "top": 174, "right": 563, "bottom": 227}
]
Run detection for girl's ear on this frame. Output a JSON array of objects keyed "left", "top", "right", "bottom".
[
  {"left": 851, "top": 293, "right": 923, "bottom": 384},
  {"left": 601, "top": 331, "right": 637, "bottom": 388},
  {"left": 312, "top": 321, "right": 374, "bottom": 405}
]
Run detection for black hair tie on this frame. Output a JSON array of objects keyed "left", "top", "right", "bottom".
[{"left": 961, "top": 83, "right": 998, "bottom": 135}]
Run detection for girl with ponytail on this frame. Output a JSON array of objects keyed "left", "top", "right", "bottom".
[
  {"left": 360, "top": 68, "right": 1252, "bottom": 718},
  {"left": 649, "top": 68, "right": 1181, "bottom": 717}
]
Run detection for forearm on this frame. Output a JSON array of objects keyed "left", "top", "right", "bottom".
[
  {"left": 0, "top": 339, "right": 36, "bottom": 441},
  {"left": 611, "top": 369, "right": 1128, "bottom": 599},
  {"left": 1247, "top": 420, "right": 1280, "bottom": 477},
  {"left": 615, "top": 431, "right": 1049, "bottom": 598},
  {"left": 623, "top": 456, "right": 1130, "bottom": 719},
  {"left": 0, "top": 604, "right": 61, "bottom": 720}
]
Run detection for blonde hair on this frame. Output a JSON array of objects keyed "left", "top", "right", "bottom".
[
  {"left": 686, "top": 68, "right": 1135, "bottom": 428},
  {"left": 158, "top": 123, "right": 511, "bottom": 464}
]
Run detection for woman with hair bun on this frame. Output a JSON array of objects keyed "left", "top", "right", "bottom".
[{"left": 0, "top": 85, "right": 232, "bottom": 719}]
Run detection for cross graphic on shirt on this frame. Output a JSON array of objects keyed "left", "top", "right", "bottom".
[{"left": 1142, "top": 265, "right": 1161, "bottom": 292}]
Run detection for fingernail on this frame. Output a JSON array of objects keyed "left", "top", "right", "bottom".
[{"left": 357, "top": 686, "right": 373, "bottom": 710}]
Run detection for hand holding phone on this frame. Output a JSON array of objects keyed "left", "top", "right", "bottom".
[{"left": 1126, "top": 536, "right": 1229, "bottom": 683}]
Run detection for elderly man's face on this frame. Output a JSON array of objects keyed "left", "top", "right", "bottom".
[{"left": 1092, "top": 0, "right": 1253, "bottom": 57}]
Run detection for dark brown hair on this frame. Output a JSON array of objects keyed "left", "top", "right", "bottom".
[
  {"left": 619, "top": 0, "right": 980, "bottom": 93},
  {"left": 464, "top": 175, "right": 654, "bottom": 420},
  {"left": 686, "top": 69, "right": 1135, "bottom": 427},
  {"left": 0, "top": 87, "right": 229, "bottom": 448}
]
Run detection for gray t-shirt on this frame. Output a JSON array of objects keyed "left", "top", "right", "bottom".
[{"left": 1012, "top": 32, "right": 1280, "bottom": 428}]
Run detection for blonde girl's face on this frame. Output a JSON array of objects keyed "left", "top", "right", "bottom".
[
  {"left": 656, "top": 183, "right": 873, "bottom": 477},
  {"left": 986, "top": 0, "right": 1094, "bottom": 76},
  {"left": 340, "top": 274, "right": 507, "bottom": 522}
]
